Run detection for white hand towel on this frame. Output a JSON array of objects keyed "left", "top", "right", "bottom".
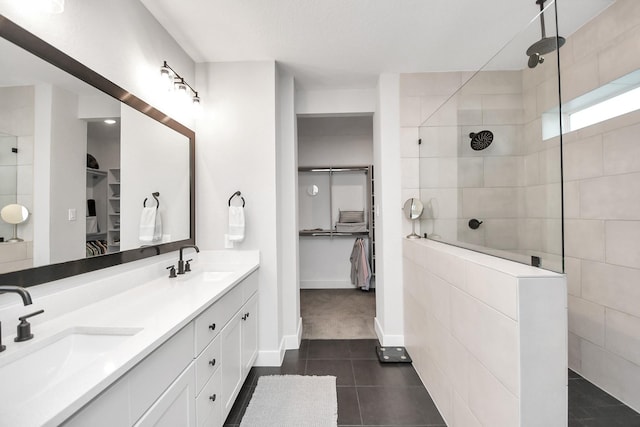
[
  {"left": 228, "top": 206, "right": 245, "bottom": 242},
  {"left": 140, "top": 207, "right": 161, "bottom": 242},
  {"left": 153, "top": 210, "right": 163, "bottom": 242}
]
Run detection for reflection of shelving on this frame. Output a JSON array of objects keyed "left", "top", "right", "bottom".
[
  {"left": 86, "top": 168, "right": 108, "bottom": 257},
  {"left": 107, "top": 168, "right": 121, "bottom": 253}
]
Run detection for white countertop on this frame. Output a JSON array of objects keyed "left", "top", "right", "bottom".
[{"left": 0, "top": 250, "right": 259, "bottom": 427}]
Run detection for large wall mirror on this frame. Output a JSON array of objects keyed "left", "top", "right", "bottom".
[{"left": 0, "top": 15, "right": 195, "bottom": 287}]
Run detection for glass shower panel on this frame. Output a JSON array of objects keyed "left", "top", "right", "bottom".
[
  {"left": 0, "top": 132, "right": 18, "bottom": 241},
  {"left": 418, "top": 0, "right": 564, "bottom": 272}
]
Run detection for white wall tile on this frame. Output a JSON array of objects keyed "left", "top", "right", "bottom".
[
  {"left": 422, "top": 269, "right": 452, "bottom": 330},
  {"left": 568, "top": 332, "right": 582, "bottom": 372},
  {"left": 483, "top": 219, "right": 519, "bottom": 250},
  {"left": 568, "top": 296, "right": 605, "bottom": 346},
  {"left": 400, "top": 127, "right": 420, "bottom": 158},
  {"left": 603, "top": 122, "right": 640, "bottom": 175},
  {"left": 598, "top": 24, "right": 640, "bottom": 86},
  {"left": 401, "top": 158, "right": 420, "bottom": 189},
  {"left": 560, "top": 54, "right": 600, "bottom": 102},
  {"left": 462, "top": 188, "right": 520, "bottom": 218},
  {"left": 467, "top": 355, "right": 519, "bottom": 427},
  {"left": 458, "top": 158, "right": 484, "bottom": 187},
  {"left": 564, "top": 219, "right": 605, "bottom": 261},
  {"left": 451, "top": 288, "right": 519, "bottom": 396},
  {"left": 400, "top": 97, "right": 421, "bottom": 127},
  {"left": 605, "top": 309, "right": 640, "bottom": 366},
  {"left": 419, "top": 189, "right": 460, "bottom": 220},
  {"left": 483, "top": 156, "right": 522, "bottom": 188},
  {"left": 605, "top": 220, "right": 640, "bottom": 269},
  {"left": 466, "top": 262, "right": 518, "bottom": 319},
  {"left": 563, "top": 135, "right": 603, "bottom": 181},
  {"left": 420, "top": 157, "right": 457, "bottom": 188},
  {"left": 523, "top": 152, "right": 540, "bottom": 186},
  {"left": 452, "top": 392, "right": 481, "bottom": 427},
  {"left": 518, "top": 277, "right": 568, "bottom": 427},
  {"left": 421, "top": 95, "right": 454, "bottom": 125},
  {"left": 582, "top": 261, "right": 640, "bottom": 319},
  {"left": 580, "top": 173, "right": 640, "bottom": 220},
  {"left": 581, "top": 339, "right": 640, "bottom": 412},
  {"left": 565, "top": 257, "right": 582, "bottom": 297},
  {"left": 419, "top": 126, "right": 459, "bottom": 158},
  {"left": 563, "top": 180, "right": 580, "bottom": 219}
]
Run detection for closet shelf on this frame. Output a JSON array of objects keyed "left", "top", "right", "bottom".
[{"left": 299, "top": 230, "right": 369, "bottom": 237}]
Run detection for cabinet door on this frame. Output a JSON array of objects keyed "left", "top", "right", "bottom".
[
  {"left": 134, "top": 364, "right": 196, "bottom": 427},
  {"left": 241, "top": 293, "right": 258, "bottom": 376},
  {"left": 220, "top": 311, "right": 243, "bottom": 420}
]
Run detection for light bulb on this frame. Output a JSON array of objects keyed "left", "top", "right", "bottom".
[{"left": 159, "top": 65, "right": 174, "bottom": 91}]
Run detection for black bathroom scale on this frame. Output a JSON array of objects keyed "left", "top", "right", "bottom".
[{"left": 376, "top": 346, "right": 412, "bottom": 363}]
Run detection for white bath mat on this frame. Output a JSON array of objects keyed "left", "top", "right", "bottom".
[{"left": 240, "top": 375, "right": 337, "bottom": 427}]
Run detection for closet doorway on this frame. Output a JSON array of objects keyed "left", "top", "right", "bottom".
[{"left": 296, "top": 115, "right": 376, "bottom": 340}]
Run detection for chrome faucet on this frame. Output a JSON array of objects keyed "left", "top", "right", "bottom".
[
  {"left": 178, "top": 245, "right": 199, "bottom": 275},
  {"left": 0, "top": 285, "right": 33, "bottom": 305}
]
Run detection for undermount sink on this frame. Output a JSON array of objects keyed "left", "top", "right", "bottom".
[{"left": 0, "top": 326, "right": 142, "bottom": 401}]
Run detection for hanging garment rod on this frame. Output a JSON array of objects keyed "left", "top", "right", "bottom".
[{"left": 298, "top": 166, "right": 369, "bottom": 173}]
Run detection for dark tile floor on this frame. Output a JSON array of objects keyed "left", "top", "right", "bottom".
[
  {"left": 224, "top": 339, "right": 446, "bottom": 426},
  {"left": 569, "top": 369, "right": 640, "bottom": 426},
  {"left": 224, "top": 339, "right": 640, "bottom": 427}
]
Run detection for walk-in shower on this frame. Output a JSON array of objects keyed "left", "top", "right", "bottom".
[{"left": 417, "top": 0, "right": 565, "bottom": 272}]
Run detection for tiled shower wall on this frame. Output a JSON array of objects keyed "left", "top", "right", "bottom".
[
  {"left": 400, "top": 65, "right": 562, "bottom": 270},
  {"left": 0, "top": 86, "right": 34, "bottom": 245},
  {"left": 557, "top": 0, "right": 640, "bottom": 412},
  {"left": 401, "top": 0, "right": 640, "bottom": 412}
]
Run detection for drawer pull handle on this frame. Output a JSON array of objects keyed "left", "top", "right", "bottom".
[
  {"left": 209, "top": 394, "right": 217, "bottom": 402},
  {"left": 209, "top": 323, "right": 216, "bottom": 331},
  {"left": 209, "top": 358, "right": 216, "bottom": 366}
]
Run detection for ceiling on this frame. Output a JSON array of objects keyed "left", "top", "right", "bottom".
[{"left": 140, "top": 0, "right": 614, "bottom": 90}]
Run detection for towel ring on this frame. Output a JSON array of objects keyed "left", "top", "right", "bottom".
[
  {"left": 228, "top": 190, "right": 245, "bottom": 207},
  {"left": 144, "top": 192, "right": 160, "bottom": 209}
]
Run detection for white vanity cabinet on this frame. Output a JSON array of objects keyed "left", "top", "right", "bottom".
[
  {"left": 216, "top": 272, "right": 259, "bottom": 422},
  {"left": 62, "top": 269, "right": 259, "bottom": 427}
]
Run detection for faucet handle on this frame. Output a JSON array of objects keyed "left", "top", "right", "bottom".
[
  {"left": 15, "top": 309, "right": 44, "bottom": 342},
  {"left": 185, "top": 259, "right": 193, "bottom": 272},
  {"left": 166, "top": 265, "right": 177, "bottom": 278}
]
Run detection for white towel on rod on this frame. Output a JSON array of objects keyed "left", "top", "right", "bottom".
[
  {"left": 228, "top": 206, "right": 245, "bottom": 242},
  {"left": 139, "top": 207, "right": 162, "bottom": 242}
]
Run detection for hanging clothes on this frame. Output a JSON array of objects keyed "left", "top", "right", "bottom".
[{"left": 350, "top": 237, "right": 371, "bottom": 291}]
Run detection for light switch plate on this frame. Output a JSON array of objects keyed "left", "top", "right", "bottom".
[{"left": 68, "top": 208, "right": 77, "bottom": 221}]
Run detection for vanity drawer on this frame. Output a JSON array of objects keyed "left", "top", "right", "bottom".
[
  {"left": 242, "top": 271, "right": 258, "bottom": 302},
  {"left": 194, "top": 284, "right": 243, "bottom": 356},
  {"left": 195, "top": 335, "right": 221, "bottom": 395},
  {"left": 196, "top": 367, "right": 222, "bottom": 427}
]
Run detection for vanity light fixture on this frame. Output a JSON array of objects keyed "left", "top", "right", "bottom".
[
  {"left": 104, "top": 119, "right": 117, "bottom": 125},
  {"left": 159, "top": 61, "right": 202, "bottom": 106}
]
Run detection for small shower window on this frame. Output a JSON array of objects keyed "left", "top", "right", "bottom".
[
  {"left": 568, "top": 85, "right": 640, "bottom": 131},
  {"left": 544, "top": 69, "right": 640, "bottom": 139}
]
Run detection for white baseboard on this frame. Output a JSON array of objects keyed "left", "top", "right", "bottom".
[
  {"left": 300, "top": 280, "right": 355, "bottom": 289},
  {"left": 283, "top": 317, "right": 303, "bottom": 349},
  {"left": 374, "top": 317, "right": 404, "bottom": 347},
  {"left": 254, "top": 338, "right": 286, "bottom": 367}
]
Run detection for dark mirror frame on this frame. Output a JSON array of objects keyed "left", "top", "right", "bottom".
[{"left": 0, "top": 14, "right": 196, "bottom": 287}]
